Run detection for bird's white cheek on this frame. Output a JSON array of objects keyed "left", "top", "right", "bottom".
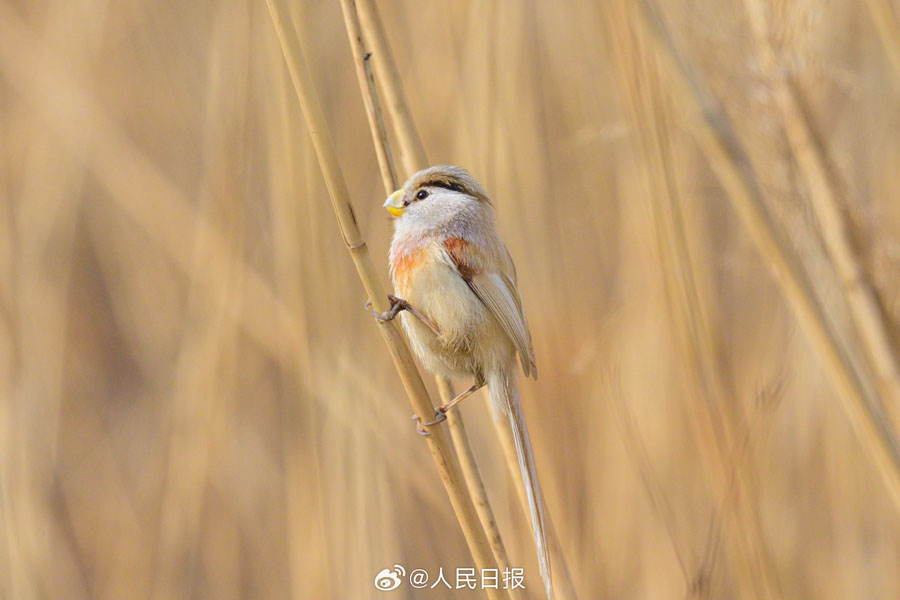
[{"left": 393, "top": 207, "right": 429, "bottom": 241}]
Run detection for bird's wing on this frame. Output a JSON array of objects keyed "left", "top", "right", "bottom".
[{"left": 440, "top": 237, "right": 537, "bottom": 379}]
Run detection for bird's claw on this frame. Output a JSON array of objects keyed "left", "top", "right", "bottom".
[
  {"left": 365, "top": 295, "right": 405, "bottom": 322},
  {"left": 411, "top": 409, "right": 447, "bottom": 436},
  {"left": 365, "top": 295, "right": 441, "bottom": 336}
]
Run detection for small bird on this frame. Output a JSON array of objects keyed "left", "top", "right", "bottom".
[{"left": 376, "top": 165, "right": 552, "bottom": 598}]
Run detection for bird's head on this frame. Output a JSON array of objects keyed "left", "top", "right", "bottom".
[{"left": 383, "top": 166, "right": 493, "bottom": 232}]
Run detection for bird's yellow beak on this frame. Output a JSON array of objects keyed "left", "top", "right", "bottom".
[{"left": 383, "top": 190, "right": 405, "bottom": 217}]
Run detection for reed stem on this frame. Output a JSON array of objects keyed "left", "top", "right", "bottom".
[
  {"left": 634, "top": 0, "right": 900, "bottom": 517},
  {"left": 354, "top": 0, "right": 428, "bottom": 175},
  {"left": 338, "top": 2, "right": 517, "bottom": 592},
  {"left": 742, "top": 0, "right": 900, "bottom": 427},
  {"left": 262, "top": 2, "right": 501, "bottom": 596},
  {"left": 602, "top": 2, "right": 782, "bottom": 596},
  {"left": 353, "top": 2, "right": 578, "bottom": 596}
]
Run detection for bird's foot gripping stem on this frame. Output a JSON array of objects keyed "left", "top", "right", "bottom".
[
  {"left": 411, "top": 382, "right": 485, "bottom": 436},
  {"left": 365, "top": 295, "right": 440, "bottom": 336},
  {"left": 411, "top": 410, "right": 447, "bottom": 436}
]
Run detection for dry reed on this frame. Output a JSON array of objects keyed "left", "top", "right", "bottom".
[
  {"left": 356, "top": 2, "right": 579, "bottom": 596},
  {"left": 337, "top": 0, "right": 518, "bottom": 591},
  {"left": 4, "top": 1, "right": 900, "bottom": 598},
  {"left": 602, "top": 2, "right": 781, "bottom": 597},
  {"left": 262, "top": 0, "right": 503, "bottom": 597},
  {"left": 633, "top": 0, "right": 900, "bottom": 517},
  {"left": 741, "top": 0, "right": 900, "bottom": 426}
]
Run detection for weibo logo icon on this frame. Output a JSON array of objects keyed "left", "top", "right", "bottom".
[{"left": 373, "top": 565, "right": 406, "bottom": 591}]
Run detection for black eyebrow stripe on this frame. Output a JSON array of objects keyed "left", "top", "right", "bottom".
[{"left": 420, "top": 179, "right": 468, "bottom": 194}]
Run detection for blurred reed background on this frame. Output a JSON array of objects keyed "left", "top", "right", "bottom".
[{"left": 2, "top": 0, "right": 900, "bottom": 598}]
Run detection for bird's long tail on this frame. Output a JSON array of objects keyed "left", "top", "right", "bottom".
[{"left": 488, "top": 371, "right": 552, "bottom": 599}]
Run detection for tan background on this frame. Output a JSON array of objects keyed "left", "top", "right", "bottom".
[{"left": 2, "top": 0, "right": 900, "bottom": 598}]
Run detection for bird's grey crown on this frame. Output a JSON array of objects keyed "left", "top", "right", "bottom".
[{"left": 404, "top": 165, "right": 492, "bottom": 205}]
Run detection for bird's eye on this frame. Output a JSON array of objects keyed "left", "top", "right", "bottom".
[{"left": 415, "top": 189, "right": 429, "bottom": 200}]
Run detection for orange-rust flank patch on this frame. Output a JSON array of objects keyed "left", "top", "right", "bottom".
[
  {"left": 443, "top": 238, "right": 478, "bottom": 281},
  {"left": 391, "top": 247, "right": 426, "bottom": 294}
]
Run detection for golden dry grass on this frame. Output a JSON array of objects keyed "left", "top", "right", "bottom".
[{"left": 2, "top": 0, "right": 900, "bottom": 599}]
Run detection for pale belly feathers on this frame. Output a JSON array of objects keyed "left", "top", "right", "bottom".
[{"left": 392, "top": 242, "right": 513, "bottom": 380}]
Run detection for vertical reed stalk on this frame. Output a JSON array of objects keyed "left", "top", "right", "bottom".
[
  {"left": 438, "top": 394, "right": 524, "bottom": 576},
  {"left": 440, "top": 385, "right": 516, "bottom": 579},
  {"left": 338, "top": 0, "right": 398, "bottom": 194},
  {"left": 350, "top": 0, "right": 464, "bottom": 430},
  {"left": 354, "top": 0, "right": 428, "bottom": 175},
  {"left": 338, "top": 1, "right": 518, "bottom": 590},
  {"left": 354, "top": 1, "right": 577, "bottom": 596},
  {"left": 634, "top": 0, "right": 900, "bottom": 516},
  {"left": 262, "top": 1, "right": 501, "bottom": 596},
  {"left": 602, "top": 1, "right": 781, "bottom": 596},
  {"left": 742, "top": 0, "right": 900, "bottom": 425}
]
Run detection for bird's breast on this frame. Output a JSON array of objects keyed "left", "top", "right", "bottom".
[
  {"left": 389, "top": 244, "right": 427, "bottom": 299},
  {"left": 390, "top": 241, "right": 485, "bottom": 345}
]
